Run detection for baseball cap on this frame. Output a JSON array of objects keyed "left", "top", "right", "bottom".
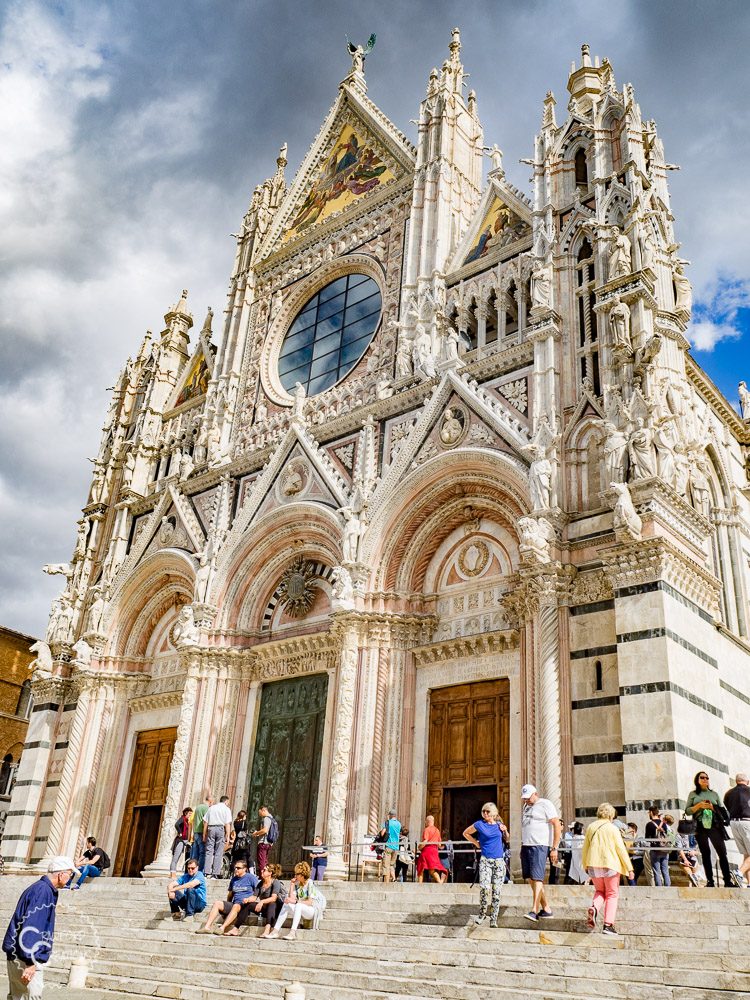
[
  {"left": 520, "top": 784, "right": 537, "bottom": 799},
  {"left": 388, "top": 808, "right": 397, "bottom": 816},
  {"left": 48, "top": 856, "right": 76, "bottom": 873}
]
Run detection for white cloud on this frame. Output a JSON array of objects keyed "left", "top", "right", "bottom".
[
  {"left": 687, "top": 276, "right": 750, "bottom": 352},
  {"left": 687, "top": 320, "right": 741, "bottom": 353}
]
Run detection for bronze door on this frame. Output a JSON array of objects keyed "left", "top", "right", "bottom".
[
  {"left": 426, "top": 679, "right": 510, "bottom": 838},
  {"left": 114, "top": 727, "right": 177, "bottom": 877},
  {"left": 247, "top": 674, "right": 328, "bottom": 871}
]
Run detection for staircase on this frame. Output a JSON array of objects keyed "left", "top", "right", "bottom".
[{"left": 0, "top": 877, "right": 748, "bottom": 999}]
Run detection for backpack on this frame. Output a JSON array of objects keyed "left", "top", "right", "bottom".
[
  {"left": 266, "top": 816, "right": 279, "bottom": 845},
  {"left": 96, "top": 849, "right": 111, "bottom": 871}
]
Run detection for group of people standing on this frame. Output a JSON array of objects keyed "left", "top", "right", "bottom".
[{"left": 169, "top": 795, "right": 277, "bottom": 880}]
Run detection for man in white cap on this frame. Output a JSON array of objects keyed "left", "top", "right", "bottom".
[
  {"left": 2, "top": 855, "right": 76, "bottom": 998},
  {"left": 520, "top": 784, "right": 561, "bottom": 921}
]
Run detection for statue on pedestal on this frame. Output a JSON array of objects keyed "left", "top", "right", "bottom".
[
  {"left": 602, "top": 421, "right": 628, "bottom": 484},
  {"left": 528, "top": 445, "right": 552, "bottom": 511},
  {"left": 739, "top": 381, "right": 750, "bottom": 420},
  {"left": 518, "top": 516, "right": 554, "bottom": 564},
  {"left": 171, "top": 605, "right": 200, "bottom": 648},
  {"left": 530, "top": 259, "right": 552, "bottom": 313},
  {"left": 608, "top": 228, "right": 632, "bottom": 279},
  {"left": 627, "top": 418, "right": 656, "bottom": 480},
  {"left": 611, "top": 482, "right": 642, "bottom": 541},
  {"left": 609, "top": 296, "right": 632, "bottom": 352}
]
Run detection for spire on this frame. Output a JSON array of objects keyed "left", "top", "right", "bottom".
[
  {"left": 161, "top": 289, "right": 192, "bottom": 358},
  {"left": 567, "top": 42, "right": 604, "bottom": 113},
  {"left": 200, "top": 307, "right": 213, "bottom": 337},
  {"left": 542, "top": 90, "right": 557, "bottom": 131},
  {"left": 276, "top": 142, "right": 287, "bottom": 177},
  {"left": 164, "top": 289, "right": 192, "bottom": 327}
]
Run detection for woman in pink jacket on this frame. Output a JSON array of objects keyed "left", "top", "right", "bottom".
[{"left": 581, "top": 802, "right": 634, "bottom": 937}]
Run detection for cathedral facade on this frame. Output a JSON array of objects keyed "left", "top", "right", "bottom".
[{"left": 6, "top": 35, "right": 750, "bottom": 876}]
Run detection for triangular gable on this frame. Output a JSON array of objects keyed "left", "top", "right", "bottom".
[
  {"left": 216, "top": 423, "right": 351, "bottom": 572},
  {"left": 369, "top": 369, "right": 531, "bottom": 519},
  {"left": 257, "top": 84, "right": 415, "bottom": 260},
  {"left": 256, "top": 443, "right": 342, "bottom": 519},
  {"left": 167, "top": 342, "right": 214, "bottom": 412},
  {"left": 449, "top": 174, "right": 532, "bottom": 272},
  {"left": 562, "top": 386, "right": 605, "bottom": 444}
]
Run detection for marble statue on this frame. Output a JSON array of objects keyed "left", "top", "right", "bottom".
[
  {"left": 193, "top": 425, "right": 208, "bottom": 466},
  {"left": 443, "top": 325, "right": 460, "bottom": 362},
  {"left": 123, "top": 450, "right": 136, "bottom": 486},
  {"left": 689, "top": 456, "right": 711, "bottom": 518},
  {"left": 413, "top": 324, "right": 436, "bottom": 378},
  {"left": 518, "top": 515, "right": 553, "bottom": 564},
  {"left": 194, "top": 547, "right": 214, "bottom": 603},
  {"left": 654, "top": 414, "right": 678, "bottom": 488},
  {"left": 72, "top": 637, "right": 93, "bottom": 667},
  {"left": 339, "top": 507, "right": 363, "bottom": 563},
  {"left": 611, "top": 482, "right": 642, "bottom": 540},
  {"left": 29, "top": 640, "right": 53, "bottom": 676},
  {"left": 530, "top": 259, "right": 552, "bottom": 312},
  {"left": 346, "top": 33, "right": 376, "bottom": 75},
  {"left": 179, "top": 451, "right": 195, "bottom": 480},
  {"left": 628, "top": 418, "right": 656, "bottom": 480},
  {"left": 609, "top": 295, "right": 631, "bottom": 351},
  {"left": 292, "top": 381, "right": 307, "bottom": 418},
  {"left": 87, "top": 586, "right": 108, "bottom": 634},
  {"left": 739, "top": 381, "right": 750, "bottom": 420},
  {"left": 395, "top": 330, "right": 414, "bottom": 379},
  {"left": 47, "top": 596, "right": 73, "bottom": 645},
  {"left": 602, "top": 421, "right": 628, "bottom": 484},
  {"left": 171, "top": 605, "right": 200, "bottom": 648},
  {"left": 674, "top": 443, "right": 690, "bottom": 496},
  {"left": 528, "top": 446, "right": 553, "bottom": 511},
  {"left": 331, "top": 565, "right": 355, "bottom": 608},
  {"left": 609, "top": 228, "right": 632, "bottom": 279},
  {"left": 639, "top": 224, "right": 656, "bottom": 272},
  {"left": 673, "top": 263, "right": 692, "bottom": 314}
]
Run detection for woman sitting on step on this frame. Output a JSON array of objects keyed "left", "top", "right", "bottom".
[
  {"left": 463, "top": 802, "right": 509, "bottom": 928},
  {"left": 266, "top": 862, "right": 326, "bottom": 941}
]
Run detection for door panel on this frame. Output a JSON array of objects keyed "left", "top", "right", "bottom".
[
  {"left": 115, "top": 727, "right": 177, "bottom": 877},
  {"left": 246, "top": 674, "right": 328, "bottom": 872},
  {"left": 426, "top": 680, "right": 510, "bottom": 837}
]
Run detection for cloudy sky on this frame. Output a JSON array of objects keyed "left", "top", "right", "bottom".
[{"left": 2, "top": 0, "right": 749, "bottom": 637}]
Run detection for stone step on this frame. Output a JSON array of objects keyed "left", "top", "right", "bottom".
[{"left": 48, "top": 922, "right": 750, "bottom": 972}]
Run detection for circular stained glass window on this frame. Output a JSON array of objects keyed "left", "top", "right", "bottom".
[{"left": 278, "top": 273, "right": 382, "bottom": 397}]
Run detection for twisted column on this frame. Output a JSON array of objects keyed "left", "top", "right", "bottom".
[
  {"left": 74, "top": 685, "right": 112, "bottom": 856},
  {"left": 144, "top": 669, "right": 199, "bottom": 874},
  {"left": 368, "top": 646, "right": 388, "bottom": 833},
  {"left": 538, "top": 601, "right": 562, "bottom": 811},
  {"left": 326, "top": 626, "right": 359, "bottom": 874},
  {"left": 41, "top": 680, "right": 92, "bottom": 860}
]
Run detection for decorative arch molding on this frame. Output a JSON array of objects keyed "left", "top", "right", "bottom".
[
  {"left": 213, "top": 502, "right": 342, "bottom": 632},
  {"left": 108, "top": 548, "right": 196, "bottom": 660},
  {"left": 559, "top": 208, "right": 596, "bottom": 255},
  {"left": 259, "top": 252, "right": 386, "bottom": 407},
  {"left": 423, "top": 524, "right": 515, "bottom": 595},
  {"left": 261, "top": 561, "right": 335, "bottom": 632},
  {"left": 364, "top": 450, "right": 529, "bottom": 593}
]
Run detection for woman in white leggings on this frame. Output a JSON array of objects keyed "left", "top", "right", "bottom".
[{"left": 267, "top": 862, "right": 325, "bottom": 940}]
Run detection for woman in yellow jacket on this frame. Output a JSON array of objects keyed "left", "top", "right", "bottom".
[{"left": 581, "top": 803, "right": 634, "bottom": 936}]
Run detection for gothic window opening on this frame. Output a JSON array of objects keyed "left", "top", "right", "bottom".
[
  {"left": 485, "top": 291, "right": 498, "bottom": 346},
  {"left": 16, "top": 680, "right": 32, "bottom": 720},
  {"left": 575, "top": 148, "right": 588, "bottom": 189},
  {"left": 576, "top": 239, "right": 599, "bottom": 395},
  {"left": 505, "top": 281, "right": 519, "bottom": 336}
]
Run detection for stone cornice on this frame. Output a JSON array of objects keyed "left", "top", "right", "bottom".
[
  {"left": 413, "top": 629, "right": 519, "bottom": 665},
  {"left": 128, "top": 690, "right": 182, "bottom": 714},
  {"left": 685, "top": 354, "right": 750, "bottom": 443},
  {"left": 600, "top": 536, "right": 721, "bottom": 618},
  {"left": 627, "top": 477, "right": 710, "bottom": 556}
]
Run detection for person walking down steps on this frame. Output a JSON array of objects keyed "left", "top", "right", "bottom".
[{"left": 464, "top": 802, "right": 508, "bottom": 928}]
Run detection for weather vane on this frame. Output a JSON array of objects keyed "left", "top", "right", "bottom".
[{"left": 346, "top": 33, "right": 376, "bottom": 75}]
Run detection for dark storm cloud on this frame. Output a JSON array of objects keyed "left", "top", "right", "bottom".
[{"left": 1, "top": 0, "right": 749, "bottom": 635}]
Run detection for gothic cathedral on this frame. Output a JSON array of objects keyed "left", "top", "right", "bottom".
[{"left": 7, "top": 34, "right": 750, "bottom": 876}]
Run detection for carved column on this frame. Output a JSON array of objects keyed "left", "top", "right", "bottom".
[
  {"left": 143, "top": 661, "right": 200, "bottom": 875},
  {"left": 40, "top": 675, "right": 92, "bottom": 861},
  {"left": 528, "top": 315, "right": 561, "bottom": 430},
  {"left": 68, "top": 680, "right": 114, "bottom": 858},
  {"left": 368, "top": 644, "right": 388, "bottom": 834},
  {"left": 537, "top": 598, "right": 563, "bottom": 811},
  {"left": 325, "top": 617, "right": 360, "bottom": 876}
]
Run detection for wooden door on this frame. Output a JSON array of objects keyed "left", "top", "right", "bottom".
[
  {"left": 426, "top": 679, "right": 510, "bottom": 835},
  {"left": 114, "top": 727, "right": 177, "bottom": 877},
  {"left": 246, "top": 674, "right": 328, "bottom": 871}
]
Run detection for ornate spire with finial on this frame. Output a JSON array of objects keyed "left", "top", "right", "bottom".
[
  {"left": 542, "top": 90, "right": 557, "bottom": 130},
  {"left": 200, "top": 307, "right": 213, "bottom": 336}
]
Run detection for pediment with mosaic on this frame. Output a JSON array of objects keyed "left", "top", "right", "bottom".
[
  {"left": 282, "top": 121, "right": 399, "bottom": 245},
  {"left": 464, "top": 195, "right": 529, "bottom": 265}
]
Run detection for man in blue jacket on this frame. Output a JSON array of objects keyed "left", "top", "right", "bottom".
[{"left": 3, "top": 855, "right": 76, "bottom": 999}]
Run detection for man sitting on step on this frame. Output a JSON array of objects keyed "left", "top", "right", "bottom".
[
  {"left": 167, "top": 859, "right": 207, "bottom": 921},
  {"left": 195, "top": 859, "right": 258, "bottom": 934}
]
